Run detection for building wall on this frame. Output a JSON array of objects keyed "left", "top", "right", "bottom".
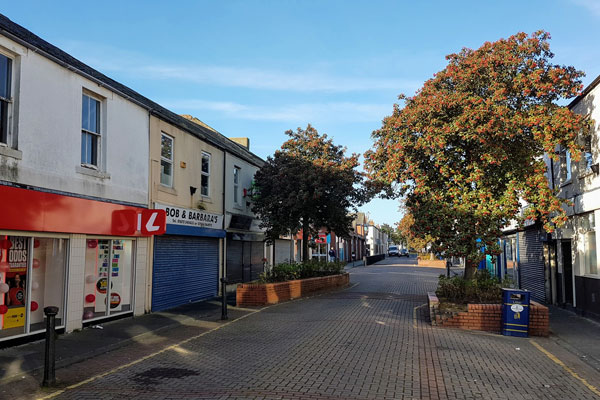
[
  {"left": 224, "top": 152, "right": 261, "bottom": 227},
  {"left": 0, "top": 35, "right": 148, "bottom": 205},
  {"left": 554, "top": 78, "right": 600, "bottom": 313},
  {"left": 149, "top": 115, "right": 224, "bottom": 214}
]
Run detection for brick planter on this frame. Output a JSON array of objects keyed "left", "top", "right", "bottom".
[
  {"left": 428, "top": 292, "right": 549, "bottom": 337},
  {"left": 418, "top": 259, "right": 446, "bottom": 268},
  {"left": 237, "top": 273, "right": 350, "bottom": 307}
]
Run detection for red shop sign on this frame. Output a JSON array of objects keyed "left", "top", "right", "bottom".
[{"left": 0, "top": 185, "right": 165, "bottom": 236}]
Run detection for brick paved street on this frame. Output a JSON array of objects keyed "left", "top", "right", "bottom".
[{"left": 10, "top": 260, "right": 600, "bottom": 399}]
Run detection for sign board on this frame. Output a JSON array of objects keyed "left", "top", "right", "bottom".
[
  {"left": 139, "top": 210, "right": 167, "bottom": 236},
  {"left": 155, "top": 203, "right": 223, "bottom": 230},
  {"left": 315, "top": 233, "right": 327, "bottom": 244},
  {"left": 7, "top": 236, "right": 28, "bottom": 271}
]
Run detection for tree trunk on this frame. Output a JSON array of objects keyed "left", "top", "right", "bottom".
[
  {"left": 464, "top": 259, "right": 477, "bottom": 280},
  {"left": 302, "top": 220, "right": 309, "bottom": 262}
]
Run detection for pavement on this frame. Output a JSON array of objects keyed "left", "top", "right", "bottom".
[{"left": 0, "top": 257, "right": 598, "bottom": 399}]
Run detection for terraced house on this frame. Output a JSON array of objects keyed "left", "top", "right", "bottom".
[{"left": 0, "top": 14, "right": 266, "bottom": 343}]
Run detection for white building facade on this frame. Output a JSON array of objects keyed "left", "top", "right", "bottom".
[{"left": 0, "top": 15, "right": 153, "bottom": 342}]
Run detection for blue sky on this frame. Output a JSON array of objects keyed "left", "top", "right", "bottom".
[{"left": 2, "top": 1, "right": 600, "bottom": 227}]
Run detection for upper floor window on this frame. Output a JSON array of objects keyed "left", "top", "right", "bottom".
[
  {"left": 0, "top": 53, "right": 13, "bottom": 146},
  {"left": 81, "top": 93, "right": 101, "bottom": 167},
  {"left": 563, "top": 148, "right": 572, "bottom": 181},
  {"left": 584, "top": 135, "right": 594, "bottom": 171},
  {"left": 201, "top": 152, "right": 210, "bottom": 196},
  {"left": 160, "top": 133, "right": 173, "bottom": 187},
  {"left": 233, "top": 166, "right": 241, "bottom": 206}
]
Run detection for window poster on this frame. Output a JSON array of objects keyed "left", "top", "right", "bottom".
[
  {"left": 1, "top": 236, "right": 29, "bottom": 330},
  {"left": 8, "top": 236, "right": 28, "bottom": 272},
  {"left": 97, "top": 241, "right": 110, "bottom": 278}
]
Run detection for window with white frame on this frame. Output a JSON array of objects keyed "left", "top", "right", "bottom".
[
  {"left": 81, "top": 93, "right": 102, "bottom": 167},
  {"left": 160, "top": 133, "right": 173, "bottom": 187},
  {"left": 583, "top": 213, "right": 597, "bottom": 275},
  {"left": 201, "top": 152, "right": 210, "bottom": 196},
  {"left": 0, "top": 53, "right": 13, "bottom": 147},
  {"left": 233, "top": 166, "right": 241, "bottom": 206}
]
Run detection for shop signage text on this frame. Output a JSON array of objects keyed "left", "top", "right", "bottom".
[{"left": 155, "top": 203, "right": 223, "bottom": 230}]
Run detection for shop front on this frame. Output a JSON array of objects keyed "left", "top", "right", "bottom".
[
  {"left": 225, "top": 214, "right": 265, "bottom": 284},
  {"left": 0, "top": 185, "right": 165, "bottom": 342},
  {"left": 151, "top": 204, "right": 225, "bottom": 312}
]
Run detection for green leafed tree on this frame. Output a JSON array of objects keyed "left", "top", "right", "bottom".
[
  {"left": 380, "top": 223, "right": 403, "bottom": 246},
  {"left": 253, "top": 125, "right": 366, "bottom": 261},
  {"left": 365, "top": 31, "right": 592, "bottom": 278}
]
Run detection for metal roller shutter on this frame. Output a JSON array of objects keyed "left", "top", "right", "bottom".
[
  {"left": 226, "top": 240, "right": 265, "bottom": 283},
  {"left": 250, "top": 241, "right": 265, "bottom": 281},
  {"left": 518, "top": 229, "right": 546, "bottom": 302},
  {"left": 226, "top": 241, "right": 243, "bottom": 283},
  {"left": 152, "top": 235, "right": 218, "bottom": 312},
  {"left": 275, "top": 239, "right": 293, "bottom": 264}
]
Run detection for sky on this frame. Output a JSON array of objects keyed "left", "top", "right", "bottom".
[{"left": 2, "top": 1, "right": 600, "bottom": 227}]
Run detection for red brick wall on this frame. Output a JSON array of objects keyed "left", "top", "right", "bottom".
[
  {"left": 430, "top": 295, "right": 549, "bottom": 337},
  {"left": 237, "top": 273, "right": 350, "bottom": 306}
]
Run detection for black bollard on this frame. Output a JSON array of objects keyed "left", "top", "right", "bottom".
[
  {"left": 220, "top": 277, "right": 228, "bottom": 320},
  {"left": 42, "top": 306, "right": 59, "bottom": 387}
]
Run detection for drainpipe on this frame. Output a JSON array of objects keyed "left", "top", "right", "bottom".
[{"left": 222, "top": 151, "right": 227, "bottom": 296}]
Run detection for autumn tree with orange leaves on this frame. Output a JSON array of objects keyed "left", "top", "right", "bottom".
[
  {"left": 253, "top": 125, "right": 367, "bottom": 261},
  {"left": 365, "top": 31, "right": 592, "bottom": 279}
]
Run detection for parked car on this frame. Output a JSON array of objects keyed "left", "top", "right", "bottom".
[
  {"left": 400, "top": 249, "right": 410, "bottom": 257},
  {"left": 388, "top": 246, "right": 399, "bottom": 257}
]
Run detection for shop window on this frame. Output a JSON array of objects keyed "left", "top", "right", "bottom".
[
  {"left": 586, "top": 231, "right": 597, "bottom": 275},
  {"left": 583, "top": 213, "right": 597, "bottom": 275},
  {"left": 160, "top": 133, "right": 173, "bottom": 187},
  {"left": 82, "top": 239, "right": 134, "bottom": 322},
  {"left": 0, "top": 236, "right": 67, "bottom": 341},
  {"left": 201, "top": 152, "right": 210, "bottom": 196}
]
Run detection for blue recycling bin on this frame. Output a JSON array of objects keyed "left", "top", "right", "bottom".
[{"left": 501, "top": 288, "right": 530, "bottom": 337}]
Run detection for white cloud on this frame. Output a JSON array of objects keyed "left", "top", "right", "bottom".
[
  {"left": 60, "top": 40, "right": 419, "bottom": 93},
  {"left": 571, "top": 0, "right": 600, "bottom": 16},
  {"left": 138, "top": 64, "right": 418, "bottom": 93},
  {"left": 161, "top": 99, "right": 391, "bottom": 123}
]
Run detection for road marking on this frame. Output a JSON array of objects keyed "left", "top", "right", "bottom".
[
  {"left": 530, "top": 340, "right": 600, "bottom": 396},
  {"left": 413, "top": 303, "right": 427, "bottom": 328},
  {"left": 36, "top": 309, "right": 263, "bottom": 400}
]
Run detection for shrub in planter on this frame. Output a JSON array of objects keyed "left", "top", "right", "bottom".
[
  {"left": 436, "top": 269, "right": 511, "bottom": 304},
  {"left": 259, "top": 260, "right": 345, "bottom": 283}
]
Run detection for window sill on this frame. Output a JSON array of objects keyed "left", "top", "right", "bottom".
[
  {"left": 0, "top": 146, "right": 22, "bottom": 160},
  {"left": 200, "top": 196, "right": 213, "bottom": 203},
  {"left": 560, "top": 179, "right": 572, "bottom": 188},
  {"left": 578, "top": 170, "right": 597, "bottom": 180},
  {"left": 158, "top": 185, "right": 177, "bottom": 195},
  {"left": 582, "top": 274, "right": 600, "bottom": 280},
  {"left": 76, "top": 165, "right": 110, "bottom": 179}
]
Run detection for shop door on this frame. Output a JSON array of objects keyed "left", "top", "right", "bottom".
[
  {"left": 226, "top": 241, "right": 264, "bottom": 283},
  {"left": 226, "top": 241, "right": 243, "bottom": 284},
  {"left": 544, "top": 241, "right": 557, "bottom": 305},
  {"left": 152, "top": 235, "right": 218, "bottom": 312},
  {"left": 562, "top": 241, "right": 574, "bottom": 305}
]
